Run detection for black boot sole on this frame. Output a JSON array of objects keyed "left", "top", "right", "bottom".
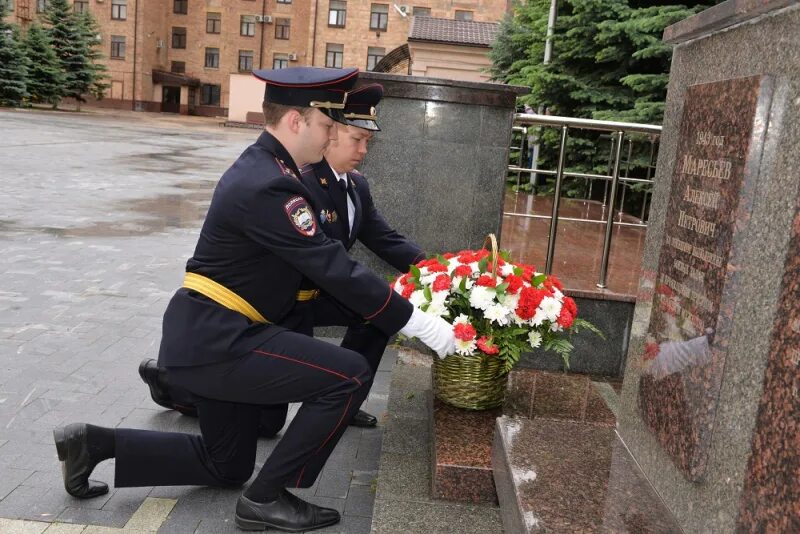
[{"left": 234, "top": 514, "right": 339, "bottom": 532}]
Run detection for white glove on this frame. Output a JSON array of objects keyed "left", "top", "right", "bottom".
[{"left": 400, "top": 307, "right": 456, "bottom": 358}]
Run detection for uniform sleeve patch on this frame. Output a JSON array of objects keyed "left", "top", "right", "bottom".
[{"left": 284, "top": 196, "right": 317, "bottom": 236}]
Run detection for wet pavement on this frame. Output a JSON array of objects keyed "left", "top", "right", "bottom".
[{"left": 0, "top": 109, "right": 387, "bottom": 533}]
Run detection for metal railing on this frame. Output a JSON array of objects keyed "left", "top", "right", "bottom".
[{"left": 506, "top": 113, "right": 662, "bottom": 289}]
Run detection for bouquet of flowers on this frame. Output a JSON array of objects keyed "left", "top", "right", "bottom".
[{"left": 392, "top": 238, "right": 601, "bottom": 374}]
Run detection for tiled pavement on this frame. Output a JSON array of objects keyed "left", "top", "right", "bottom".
[{"left": 0, "top": 109, "right": 392, "bottom": 533}]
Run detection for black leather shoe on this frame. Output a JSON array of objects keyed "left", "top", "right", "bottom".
[
  {"left": 350, "top": 409, "right": 377, "bottom": 427},
  {"left": 138, "top": 358, "right": 175, "bottom": 411},
  {"left": 53, "top": 423, "right": 109, "bottom": 499},
  {"left": 235, "top": 490, "right": 340, "bottom": 532}
]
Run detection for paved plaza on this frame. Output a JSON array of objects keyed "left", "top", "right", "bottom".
[{"left": 0, "top": 109, "right": 393, "bottom": 533}]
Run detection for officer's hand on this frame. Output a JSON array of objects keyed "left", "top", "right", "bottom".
[{"left": 399, "top": 308, "right": 456, "bottom": 358}]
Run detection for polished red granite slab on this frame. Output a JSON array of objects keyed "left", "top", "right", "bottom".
[
  {"left": 431, "top": 369, "right": 616, "bottom": 503},
  {"left": 637, "top": 75, "right": 773, "bottom": 481},
  {"left": 737, "top": 204, "right": 800, "bottom": 532},
  {"left": 493, "top": 417, "right": 682, "bottom": 533}
]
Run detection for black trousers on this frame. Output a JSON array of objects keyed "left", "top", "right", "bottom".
[
  {"left": 169, "top": 297, "right": 391, "bottom": 437},
  {"left": 115, "top": 328, "right": 372, "bottom": 490}
]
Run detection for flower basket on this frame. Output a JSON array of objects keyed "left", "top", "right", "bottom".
[
  {"left": 432, "top": 353, "right": 508, "bottom": 410},
  {"left": 394, "top": 233, "right": 602, "bottom": 411}
]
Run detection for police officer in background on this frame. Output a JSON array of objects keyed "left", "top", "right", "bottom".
[
  {"left": 52, "top": 67, "right": 454, "bottom": 533},
  {"left": 138, "top": 82, "right": 425, "bottom": 433}
]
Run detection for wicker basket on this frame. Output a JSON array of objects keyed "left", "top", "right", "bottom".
[
  {"left": 431, "top": 233, "right": 509, "bottom": 410},
  {"left": 432, "top": 353, "right": 509, "bottom": 410}
]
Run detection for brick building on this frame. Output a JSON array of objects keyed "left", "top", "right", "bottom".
[{"left": 4, "top": 0, "right": 507, "bottom": 115}]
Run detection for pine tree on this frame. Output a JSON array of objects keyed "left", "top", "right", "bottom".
[
  {"left": 75, "top": 10, "right": 110, "bottom": 101},
  {"left": 45, "top": 0, "right": 94, "bottom": 110},
  {"left": 0, "top": 2, "right": 30, "bottom": 106},
  {"left": 23, "top": 23, "right": 66, "bottom": 108}
]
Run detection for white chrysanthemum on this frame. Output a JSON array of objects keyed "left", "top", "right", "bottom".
[
  {"left": 453, "top": 314, "right": 470, "bottom": 326},
  {"left": 500, "top": 292, "right": 519, "bottom": 310},
  {"left": 426, "top": 299, "right": 450, "bottom": 317},
  {"left": 468, "top": 262, "right": 480, "bottom": 273},
  {"left": 549, "top": 322, "right": 562, "bottom": 332},
  {"left": 455, "top": 338, "right": 477, "bottom": 356},
  {"left": 528, "top": 331, "right": 542, "bottom": 349},
  {"left": 409, "top": 290, "right": 427, "bottom": 308},
  {"left": 539, "top": 296, "right": 562, "bottom": 322},
  {"left": 485, "top": 303, "right": 510, "bottom": 326},
  {"left": 499, "top": 264, "right": 515, "bottom": 277},
  {"left": 553, "top": 288, "right": 564, "bottom": 300},
  {"left": 430, "top": 290, "right": 449, "bottom": 305},
  {"left": 468, "top": 286, "right": 495, "bottom": 311},
  {"left": 531, "top": 308, "right": 548, "bottom": 327},
  {"left": 420, "top": 273, "right": 438, "bottom": 286},
  {"left": 393, "top": 279, "right": 404, "bottom": 293},
  {"left": 448, "top": 258, "right": 462, "bottom": 272}
]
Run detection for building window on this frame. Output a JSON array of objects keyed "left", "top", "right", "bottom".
[
  {"left": 240, "top": 15, "right": 256, "bottom": 37},
  {"left": 171, "top": 27, "right": 186, "bottom": 49},
  {"left": 328, "top": 0, "right": 346, "bottom": 27},
  {"left": 200, "top": 84, "right": 220, "bottom": 106},
  {"left": 238, "top": 50, "right": 254, "bottom": 72},
  {"left": 412, "top": 6, "right": 430, "bottom": 16},
  {"left": 173, "top": 0, "right": 187, "bottom": 15},
  {"left": 4, "top": 0, "right": 14, "bottom": 12},
  {"left": 277, "top": 0, "right": 291, "bottom": 3},
  {"left": 275, "top": 18, "right": 290, "bottom": 40},
  {"left": 273, "top": 54, "right": 289, "bottom": 69},
  {"left": 206, "top": 12, "right": 221, "bottom": 34},
  {"left": 171, "top": 61, "right": 185, "bottom": 74},
  {"left": 370, "top": 4, "right": 388, "bottom": 31},
  {"left": 366, "top": 46, "right": 385, "bottom": 71},
  {"left": 454, "top": 10, "right": 473, "bottom": 21},
  {"left": 111, "top": 0, "right": 126, "bottom": 20},
  {"left": 204, "top": 47, "right": 220, "bottom": 68},
  {"left": 74, "top": 0, "right": 89, "bottom": 13},
  {"left": 36, "top": 0, "right": 47, "bottom": 13},
  {"left": 325, "top": 43, "right": 343, "bottom": 68},
  {"left": 110, "top": 35, "right": 125, "bottom": 59}
]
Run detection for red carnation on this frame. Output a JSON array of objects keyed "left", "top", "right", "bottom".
[
  {"left": 504, "top": 274, "right": 524, "bottom": 295},
  {"left": 644, "top": 342, "right": 660, "bottom": 361},
  {"left": 543, "top": 276, "right": 564, "bottom": 292},
  {"left": 516, "top": 287, "right": 547, "bottom": 320},
  {"left": 475, "top": 249, "right": 491, "bottom": 260},
  {"left": 457, "top": 252, "right": 477, "bottom": 264},
  {"left": 442, "top": 253, "right": 455, "bottom": 259},
  {"left": 401, "top": 284, "right": 415, "bottom": 299},
  {"left": 399, "top": 272, "right": 412, "bottom": 285},
  {"left": 556, "top": 307, "right": 574, "bottom": 328},
  {"left": 427, "top": 262, "right": 448, "bottom": 273},
  {"left": 476, "top": 336, "right": 499, "bottom": 355},
  {"left": 454, "top": 323, "right": 477, "bottom": 341},
  {"left": 432, "top": 274, "right": 452, "bottom": 292},
  {"left": 453, "top": 265, "right": 472, "bottom": 278},
  {"left": 475, "top": 275, "right": 496, "bottom": 288},
  {"left": 562, "top": 296, "right": 577, "bottom": 316}
]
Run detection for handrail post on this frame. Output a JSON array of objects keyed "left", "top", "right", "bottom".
[
  {"left": 544, "top": 125, "right": 569, "bottom": 274},
  {"left": 597, "top": 130, "right": 625, "bottom": 288}
]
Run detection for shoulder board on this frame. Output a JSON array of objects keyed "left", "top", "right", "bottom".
[{"left": 274, "top": 157, "right": 298, "bottom": 179}]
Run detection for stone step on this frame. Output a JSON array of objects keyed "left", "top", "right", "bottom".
[
  {"left": 431, "top": 368, "right": 617, "bottom": 503},
  {"left": 492, "top": 416, "right": 682, "bottom": 532}
]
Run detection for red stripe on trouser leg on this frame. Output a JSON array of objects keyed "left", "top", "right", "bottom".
[
  {"left": 295, "top": 393, "right": 353, "bottom": 487},
  {"left": 253, "top": 349, "right": 362, "bottom": 386}
]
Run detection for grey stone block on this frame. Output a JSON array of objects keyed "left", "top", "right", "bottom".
[
  {"left": 423, "top": 101, "right": 483, "bottom": 145},
  {"left": 371, "top": 499, "right": 502, "bottom": 534},
  {"left": 344, "top": 484, "right": 375, "bottom": 518},
  {"left": 56, "top": 506, "right": 130, "bottom": 528}
]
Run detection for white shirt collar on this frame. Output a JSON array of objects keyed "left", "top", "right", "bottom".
[{"left": 328, "top": 163, "right": 348, "bottom": 186}]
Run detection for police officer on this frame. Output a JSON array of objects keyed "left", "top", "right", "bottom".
[
  {"left": 139, "top": 83, "right": 425, "bottom": 433},
  {"left": 52, "top": 67, "right": 454, "bottom": 533}
]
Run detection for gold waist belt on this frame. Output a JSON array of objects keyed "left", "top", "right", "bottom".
[{"left": 182, "top": 273, "right": 319, "bottom": 324}]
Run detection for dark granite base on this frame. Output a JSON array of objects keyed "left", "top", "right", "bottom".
[
  {"left": 430, "top": 369, "right": 616, "bottom": 504},
  {"left": 493, "top": 417, "right": 683, "bottom": 533}
]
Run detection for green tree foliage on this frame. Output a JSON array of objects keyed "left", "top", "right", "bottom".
[
  {"left": 23, "top": 23, "right": 66, "bottom": 107},
  {"left": 75, "top": 10, "right": 110, "bottom": 100},
  {"left": 45, "top": 0, "right": 95, "bottom": 110},
  {"left": 0, "top": 2, "right": 30, "bottom": 106},
  {"left": 491, "top": 0, "right": 710, "bottom": 203}
]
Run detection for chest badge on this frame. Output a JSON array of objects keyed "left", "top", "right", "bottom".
[{"left": 320, "top": 209, "right": 339, "bottom": 224}]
